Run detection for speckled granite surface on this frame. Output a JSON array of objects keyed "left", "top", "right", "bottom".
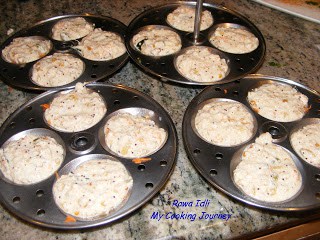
[{"left": 0, "top": 0, "right": 320, "bottom": 239}]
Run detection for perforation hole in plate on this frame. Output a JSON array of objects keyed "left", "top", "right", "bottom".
[
  {"left": 133, "top": 96, "right": 139, "bottom": 100},
  {"left": 210, "top": 169, "right": 218, "bottom": 176},
  {"left": 160, "top": 160, "right": 167, "bottom": 166},
  {"left": 215, "top": 152, "right": 223, "bottom": 160},
  {"left": 145, "top": 182, "right": 153, "bottom": 189},
  {"left": 36, "top": 189, "right": 44, "bottom": 197},
  {"left": 9, "top": 122, "right": 15, "bottom": 129},
  {"left": 138, "top": 164, "right": 146, "bottom": 171},
  {"left": 315, "top": 174, "right": 320, "bottom": 181},
  {"left": 194, "top": 148, "right": 201, "bottom": 154},
  {"left": 316, "top": 192, "right": 320, "bottom": 200},
  {"left": 114, "top": 100, "right": 120, "bottom": 105},
  {"left": 37, "top": 209, "right": 45, "bottom": 217},
  {"left": 91, "top": 74, "right": 97, "bottom": 79},
  {"left": 12, "top": 196, "right": 20, "bottom": 204},
  {"left": 233, "top": 91, "right": 239, "bottom": 96},
  {"left": 109, "top": 64, "right": 115, "bottom": 69},
  {"left": 29, "top": 118, "right": 35, "bottom": 125}
]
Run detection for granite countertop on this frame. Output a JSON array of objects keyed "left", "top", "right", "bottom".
[{"left": 0, "top": 0, "right": 320, "bottom": 239}]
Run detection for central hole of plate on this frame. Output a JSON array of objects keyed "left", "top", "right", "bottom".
[
  {"left": 55, "top": 40, "right": 76, "bottom": 51},
  {"left": 186, "top": 32, "right": 206, "bottom": 45},
  {"left": 268, "top": 126, "right": 280, "bottom": 137},
  {"left": 261, "top": 122, "right": 287, "bottom": 142},
  {"left": 69, "top": 132, "right": 96, "bottom": 154},
  {"left": 74, "top": 136, "right": 88, "bottom": 147}
]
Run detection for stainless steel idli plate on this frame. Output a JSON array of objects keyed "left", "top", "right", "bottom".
[
  {"left": 126, "top": 1, "right": 266, "bottom": 85},
  {"left": 0, "top": 83, "right": 177, "bottom": 229},
  {"left": 0, "top": 15, "right": 129, "bottom": 91},
  {"left": 182, "top": 74, "right": 320, "bottom": 211}
]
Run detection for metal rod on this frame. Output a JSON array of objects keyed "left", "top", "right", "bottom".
[{"left": 193, "top": 0, "right": 204, "bottom": 44}]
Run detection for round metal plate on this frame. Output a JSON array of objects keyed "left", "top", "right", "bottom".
[
  {"left": 126, "top": 2, "right": 266, "bottom": 86},
  {"left": 0, "top": 83, "right": 177, "bottom": 229},
  {"left": 182, "top": 74, "right": 320, "bottom": 211},
  {"left": 0, "top": 15, "right": 129, "bottom": 91}
]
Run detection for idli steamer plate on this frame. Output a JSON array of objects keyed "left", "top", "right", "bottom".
[
  {"left": 0, "top": 83, "right": 177, "bottom": 229},
  {"left": 0, "top": 15, "right": 129, "bottom": 91},
  {"left": 182, "top": 74, "right": 320, "bottom": 211},
  {"left": 126, "top": 2, "right": 266, "bottom": 86}
]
